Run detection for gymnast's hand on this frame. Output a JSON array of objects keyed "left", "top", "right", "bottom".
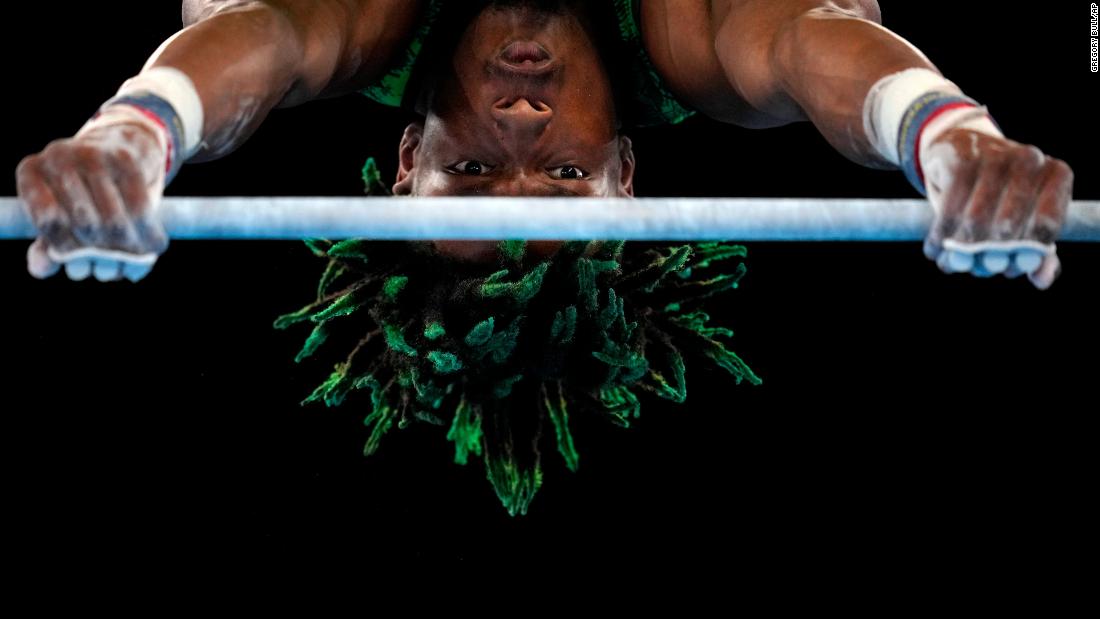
[
  {"left": 919, "top": 123, "right": 1074, "bottom": 290},
  {"left": 15, "top": 105, "right": 170, "bottom": 282}
]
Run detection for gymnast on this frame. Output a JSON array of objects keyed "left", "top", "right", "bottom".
[
  {"left": 14, "top": 0, "right": 1074, "bottom": 285},
  {"left": 11, "top": 0, "right": 1081, "bottom": 515}
]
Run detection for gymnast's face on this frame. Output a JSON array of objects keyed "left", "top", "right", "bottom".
[{"left": 392, "top": 1, "right": 635, "bottom": 261}]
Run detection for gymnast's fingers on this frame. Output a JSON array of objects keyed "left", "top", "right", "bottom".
[
  {"left": 1023, "top": 156, "right": 1074, "bottom": 247},
  {"left": 923, "top": 131, "right": 980, "bottom": 259},
  {"left": 113, "top": 152, "right": 169, "bottom": 256},
  {"left": 121, "top": 258, "right": 156, "bottom": 283},
  {"left": 990, "top": 145, "right": 1045, "bottom": 243},
  {"left": 86, "top": 162, "right": 144, "bottom": 255},
  {"left": 25, "top": 237, "right": 61, "bottom": 280},
  {"left": 16, "top": 150, "right": 78, "bottom": 255},
  {"left": 1026, "top": 249, "right": 1062, "bottom": 291},
  {"left": 1019, "top": 157, "right": 1072, "bottom": 290}
]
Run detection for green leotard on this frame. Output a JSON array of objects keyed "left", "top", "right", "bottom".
[{"left": 360, "top": 0, "right": 697, "bottom": 128}]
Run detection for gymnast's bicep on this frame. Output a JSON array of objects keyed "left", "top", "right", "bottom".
[{"left": 181, "top": 0, "right": 426, "bottom": 100}]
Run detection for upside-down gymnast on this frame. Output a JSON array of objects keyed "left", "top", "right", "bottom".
[
  {"left": 10, "top": 1, "right": 1080, "bottom": 514},
  {"left": 15, "top": 0, "right": 1074, "bottom": 285}
]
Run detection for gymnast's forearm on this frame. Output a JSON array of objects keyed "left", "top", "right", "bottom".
[
  {"left": 769, "top": 8, "right": 953, "bottom": 169},
  {"left": 149, "top": 4, "right": 318, "bottom": 161},
  {"left": 766, "top": 7, "right": 1074, "bottom": 291},
  {"left": 14, "top": 2, "right": 332, "bottom": 280}
]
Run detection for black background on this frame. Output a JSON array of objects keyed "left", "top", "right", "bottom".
[{"left": 2, "top": 2, "right": 1096, "bottom": 576}]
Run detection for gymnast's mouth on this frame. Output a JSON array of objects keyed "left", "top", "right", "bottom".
[
  {"left": 488, "top": 45, "right": 559, "bottom": 104},
  {"left": 497, "top": 40, "right": 554, "bottom": 74}
]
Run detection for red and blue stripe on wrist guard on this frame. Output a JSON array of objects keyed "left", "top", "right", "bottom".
[
  {"left": 897, "top": 91, "right": 1002, "bottom": 197},
  {"left": 101, "top": 94, "right": 187, "bottom": 184}
]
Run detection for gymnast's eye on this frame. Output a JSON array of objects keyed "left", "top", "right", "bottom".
[
  {"left": 549, "top": 165, "right": 588, "bottom": 180},
  {"left": 450, "top": 160, "right": 494, "bottom": 175}
]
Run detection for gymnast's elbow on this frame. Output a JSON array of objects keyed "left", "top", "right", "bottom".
[
  {"left": 182, "top": 0, "right": 285, "bottom": 26},
  {"left": 800, "top": 1, "right": 881, "bottom": 24}
]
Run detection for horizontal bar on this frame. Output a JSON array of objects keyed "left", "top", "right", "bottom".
[{"left": 1, "top": 197, "right": 1098, "bottom": 241}]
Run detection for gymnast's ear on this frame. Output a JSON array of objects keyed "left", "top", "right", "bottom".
[
  {"left": 393, "top": 121, "right": 424, "bottom": 196},
  {"left": 617, "top": 134, "right": 635, "bottom": 197}
]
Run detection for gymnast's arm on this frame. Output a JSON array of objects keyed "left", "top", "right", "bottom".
[
  {"left": 175, "top": 0, "right": 422, "bottom": 160},
  {"left": 708, "top": 0, "right": 1073, "bottom": 289},
  {"left": 707, "top": 0, "right": 904, "bottom": 165},
  {"left": 15, "top": 0, "right": 423, "bottom": 281}
]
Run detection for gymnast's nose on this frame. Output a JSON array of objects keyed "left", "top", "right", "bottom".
[{"left": 491, "top": 97, "right": 552, "bottom": 141}]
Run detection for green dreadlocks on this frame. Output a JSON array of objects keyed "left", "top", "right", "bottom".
[{"left": 274, "top": 158, "right": 762, "bottom": 516}]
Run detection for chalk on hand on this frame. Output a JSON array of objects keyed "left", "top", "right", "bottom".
[
  {"left": 946, "top": 249, "right": 975, "bottom": 273},
  {"left": 1014, "top": 250, "right": 1044, "bottom": 274},
  {"left": 978, "top": 250, "right": 1010, "bottom": 274},
  {"left": 64, "top": 258, "right": 93, "bottom": 281},
  {"left": 93, "top": 260, "right": 123, "bottom": 282},
  {"left": 121, "top": 261, "right": 154, "bottom": 282}
]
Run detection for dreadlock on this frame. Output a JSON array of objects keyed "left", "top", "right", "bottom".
[{"left": 275, "top": 158, "right": 762, "bottom": 516}]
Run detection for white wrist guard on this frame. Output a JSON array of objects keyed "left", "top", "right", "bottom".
[
  {"left": 81, "top": 66, "right": 204, "bottom": 184},
  {"left": 863, "top": 68, "right": 962, "bottom": 166},
  {"left": 112, "top": 67, "right": 204, "bottom": 160},
  {"left": 862, "top": 67, "right": 1003, "bottom": 196}
]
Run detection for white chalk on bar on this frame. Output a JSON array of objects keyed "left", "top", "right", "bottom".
[{"left": 1, "top": 197, "right": 1098, "bottom": 242}]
